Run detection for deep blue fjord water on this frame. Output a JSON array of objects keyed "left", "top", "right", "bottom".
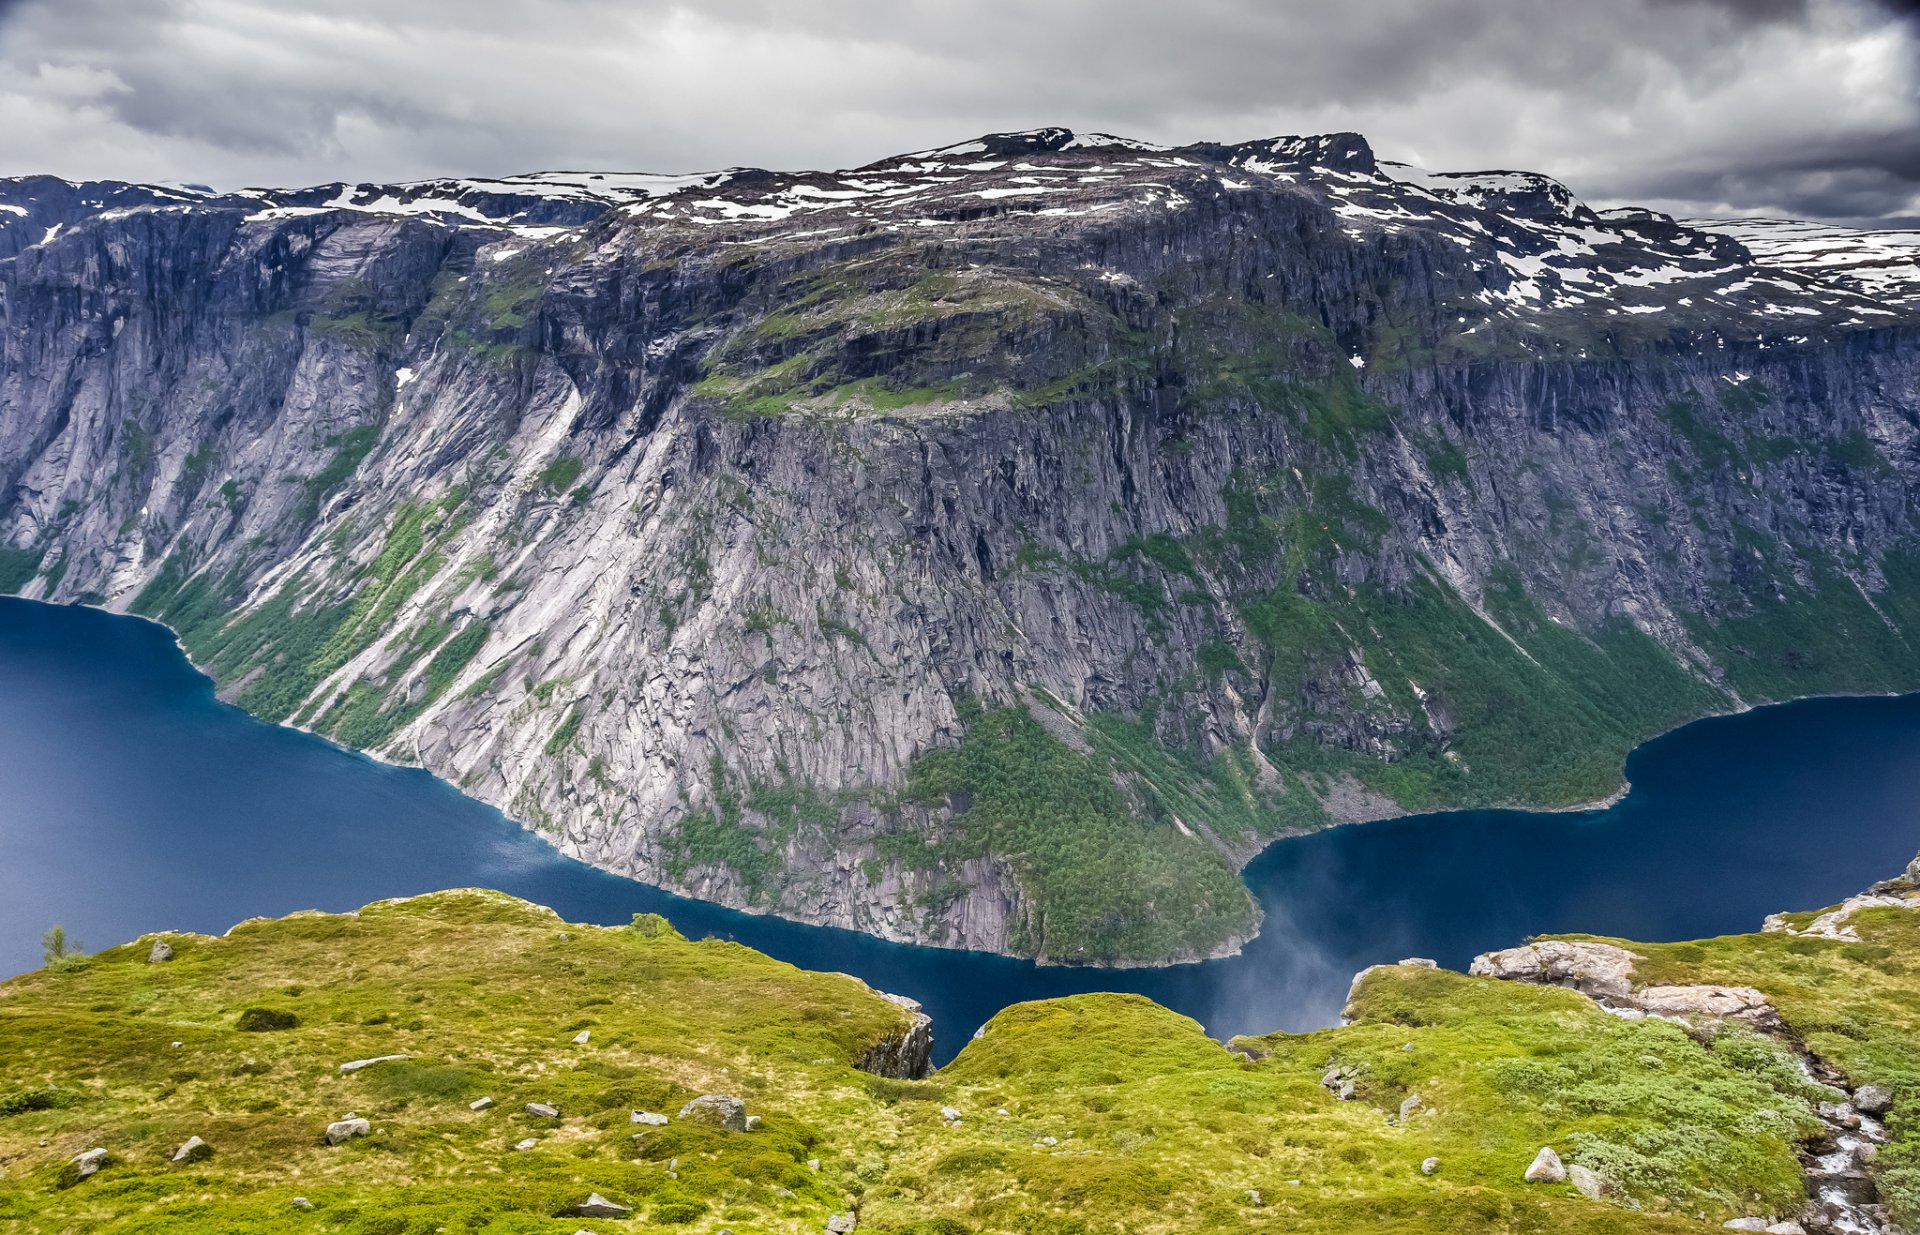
[{"left": 3, "top": 595, "right": 1918, "bottom": 1064}]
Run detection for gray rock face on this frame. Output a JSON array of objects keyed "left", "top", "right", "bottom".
[
  {"left": 1468, "top": 941, "right": 1640, "bottom": 1004},
  {"left": 1634, "top": 984, "right": 1782, "bottom": 1031},
  {"left": 1908, "top": 851, "right": 1920, "bottom": 886},
  {"left": 678, "top": 1094, "right": 748, "bottom": 1131},
  {"left": 1524, "top": 1146, "right": 1566, "bottom": 1183},
  {"left": 851, "top": 988, "right": 935, "bottom": 1080},
  {"left": 324, "top": 1117, "right": 370, "bottom": 1145},
  {"left": 1568, "top": 1163, "right": 1607, "bottom": 1200},
  {"left": 6, "top": 130, "right": 1920, "bottom": 966}
]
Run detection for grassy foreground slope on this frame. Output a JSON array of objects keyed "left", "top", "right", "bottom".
[{"left": 0, "top": 883, "right": 1913, "bottom": 1234}]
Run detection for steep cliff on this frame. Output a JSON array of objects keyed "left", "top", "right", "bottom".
[{"left": 3, "top": 129, "right": 1919, "bottom": 965}]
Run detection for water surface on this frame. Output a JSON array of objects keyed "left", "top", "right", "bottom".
[{"left": 2, "top": 596, "right": 1916, "bottom": 1064}]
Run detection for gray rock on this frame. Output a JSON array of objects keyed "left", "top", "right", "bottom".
[
  {"left": 148, "top": 939, "right": 174, "bottom": 964},
  {"left": 325, "top": 1117, "right": 371, "bottom": 1145},
  {"left": 1420, "top": 1157, "right": 1439, "bottom": 1175},
  {"left": 525, "top": 1102, "right": 560, "bottom": 1118},
  {"left": 1724, "top": 1220, "right": 1770, "bottom": 1232},
  {"left": 1398, "top": 1093, "right": 1423, "bottom": 1121},
  {"left": 1634, "top": 984, "right": 1781, "bottom": 1030},
  {"left": 1908, "top": 850, "right": 1920, "bottom": 886},
  {"left": 339, "top": 1054, "right": 411, "bottom": 1073},
  {"left": 291, "top": 1197, "right": 313, "bottom": 1210},
  {"left": 1397, "top": 957, "right": 1439, "bottom": 969},
  {"left": 1523, "top": 1146, "right": 1566, "bottom": 1184},
  {"left": 513, "top": 1138, "right": 539, "bottom": 1151},
  {"left": 743, "top": 1114, "right": 763, "bottom": 1131},
  {"left": 939, "top": 1106, "right": 962, "bottom": 1122},
  {"left": 1853, "top": 1084, "right": 1894, "bottom": 1115},
  {"left": 170, "top": 1135, "right": 212, "bottom": 1163},
  {"left": 1766, "top": 1223, "right": 1807, "bottom": 1234},
  {"left": 1568, "top": 1164, "right": 1606, "bottom": 1200},
  {"left": 70, "top": 1148, "right": 110, "bottom": 1180},
  {"left": 1471, "top": 942, "right": 1640, "bottom": 1004},
  {"left": 571, "top": 1030, "right": 590, "bottom": 1045},
  {"left": 826, "top": 1215, "right": 857, "bottom": 1235},
  {"left": 678, "top": 1094, "right": 748, "bottom": 1131},
  {"left": 569, "top": 1192, "right": 630, "bottom": 1218},
  {"left": 470, "top": 1096, "right": 495, "bottom": 1111},
  {"left": 630, "top": 1110, "right": 668, "bottom": 1125},
  {"left": 1246, "top": 1188, "right": 1264, "bottom": 1206}
]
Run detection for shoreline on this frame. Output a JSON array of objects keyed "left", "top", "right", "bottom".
[{"left": 6, "top": 592, "right": 1913, "bottom": 973}]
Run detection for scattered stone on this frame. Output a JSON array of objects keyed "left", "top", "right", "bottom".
[
  {"left": 470, "top": 1096, "right": 495, "bottom": 1112},
  {"left": 70, "top": 1148, "right": 110, "bottom": 1181},
  {"left": 339, "top": 1054, "right": 411, "bottom": 1073},
  {"left": 170, "top": 1135, "right": 212, "bottom": 1163},
  {"left": 291, "top": 1197, "right": 314, "bottom": 1211},
  {"left": 1338, "top": 1080, "right": 1356, "bottom": 1101},
  {"left": 1246, "top": 1188, "right": 1264, "bottom": 1206},
  {"left": 1398, "top": 1093, "right": 1424, "bottom": 1121},
  {"left": 1854, "top": 1084, "right": 1894, "bottom": 1115},
  {"left": 826, "top": 1214, "right": 857, "bottom": 1234},
  {"left": 678, "top": 1094, "right": 749, "bottom": 1131},
  {"left": 808, "top": 1158, "right": 821, "bottom": 1171},
  {"left": 325, "top": 1117, "right": 371, "bottom": 1146},
  {"left": 744, "top": 1114, "right": 763, "bottom": 1132},
  {"left": 1400, "top": 1042, "right": 1414, "bottom": 1052},
  {"left": 569, "top": 1192, "right": 630, "bottom": 1218},
  {"left": 1568, "top": 1164, "right": 1606, "bottom": 1200},
  {"left": 1038, "top": 1135, "right": 1058, "bottom": 1146},
  {"left": 1766, "top": 1223, "right": 1807, "bottom": 1234},
  {"left": 939, "top": 1106, "right": 962, "bottom": 1122},
  {"left": 1421, "top": 1157, "right": 1440, "bottom": 1175},
  {"left": 525, "top": 1102, "right": 561, "bottom": 1119},
  {"left": 572, "top": 1030, "right": 590, "bottom": 1045},
  {"left": 1523, "top": 1146, "right": 1566, "bottom": 1184},
  {"left": 513, "top": 1138, "right": 539, "bottom": 1151},
  {"left": 1470, "top": 941, "right": 1640, "bottom": 1004},
  {"left": 995, "top": 1108, "right": 1010, "bottom": 1117},
  {"left": 171, "top": 1041, "right": 182, "bottom": 1048},
  {"left": 1724, "top": 1220, "right": 1770, "bottom": 1232},
  {"left": 630, "top": 1110, "right": 668, "bottom": 1126},
  {"left": 148, "top": 939, "right": 173, "bottom": 963}
]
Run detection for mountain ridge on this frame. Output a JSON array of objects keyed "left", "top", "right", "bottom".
[{"left": 3, "top": 128, "right": 1920, "bottom": 965}]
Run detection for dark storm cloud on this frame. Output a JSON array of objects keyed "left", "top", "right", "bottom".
[{"left": 0, "top": 0, "right": 1915, "bottom": 222}]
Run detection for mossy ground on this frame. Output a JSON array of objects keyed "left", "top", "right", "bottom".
[{"left": 5, "top": 888, "right": 1913, "bottom": 1233}]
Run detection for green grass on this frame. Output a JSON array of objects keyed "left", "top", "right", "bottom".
[{"left": 9, "top": 884, "right": 1901, "bottom": 1232}]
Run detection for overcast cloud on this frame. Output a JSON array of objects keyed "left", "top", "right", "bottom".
[{"left": 0, "top": 0, "right": 1917, "bottom": 222}]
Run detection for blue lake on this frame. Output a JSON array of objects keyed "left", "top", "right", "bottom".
[{"left": 2, "top": 594, "right": 1917, "bottom": 1064}]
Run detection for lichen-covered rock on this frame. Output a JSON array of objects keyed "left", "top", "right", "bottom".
[
  {"left": 324, "top": 1118, "right": 369, "bottom": 1146},
  {"left": 1523, "top": 1146, "right": 1566, "bottom": 1183},
  {"left": 1633, "top": 984, "right": 1781, "bottom": 1030},
  {"left": 170, "top": 1136, "right": 212, "bottom": 1163},
  {"left": 678, "top": 1094, "right": 749, "bottom": 1131}
]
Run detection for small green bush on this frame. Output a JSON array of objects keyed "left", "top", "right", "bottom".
[{"left": 234, "top": 1007, "right": 299, "bottom": 1032}]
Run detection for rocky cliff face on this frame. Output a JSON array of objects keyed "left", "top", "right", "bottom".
[{"left": 3, "top": 129, "right": 1919, "bottom": 965}]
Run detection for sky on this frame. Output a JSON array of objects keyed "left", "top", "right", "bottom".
[{"left": 0, "top": 0, "right": 1917, "bottom": 224}]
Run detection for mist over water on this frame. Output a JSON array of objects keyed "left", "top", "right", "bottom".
[{"left": 3, "top": 596, "right": 1917, "bottom": 1065}]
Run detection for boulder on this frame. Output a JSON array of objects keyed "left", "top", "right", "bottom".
[
  {"left": 939, "top": 1106, "right": 962, "bottom": 1122},
  {"left": 291, "top": 1197, "right": 314, "bottom": 1211},
  {"left": 1398, "top": 957, "right": 1439, "bottom": 968},
  {"left": 70, "top": 1148, "right": 110, "bottom": 1181},
  {"left": 1724, "top": 1220, "right": 1769, "bottom": 1232},
  {"left": 1568, "top": 1164, "right": 1606, "bottom": 1200},
  {"left": 1523, "top": 1146, "right": 1566, "bottom": 1183},
  {"left": 571, "top": 1030, "right": 590, "bottom": 1045},
  {"left": 744, "top": 1115, "right": 763, "bottom": 1131},
  {"left": 1420, "top": 1157, "right": 1439, "bottom": 1175},
  {"left": 630, "top": 1110, "right": 668, "bottom": 1126},
  {"left": 1470, "top": 941, "right": 1639, "bottom": 1004},
  {"left": 525, "top": 1102, "right": 560, "bottom": 1118},
  {"left": 513, "top": 1138, "right": 539, "bottom": 1151},
  {"left": 1398, "top": 1093, "right": 1423, "bottom": 1121},
  {"left": 826, "top": 1215, "right": 857, "bottom": 1234},
  {"left": 148, "top": 939, "right": 173, "bottom": 964},
  {"left": 569, "top": 1192, "right": 630, "bottom": 1218},
  {"left": 170, "top": 1135, "right": 212, "bottom": 1163},
  {"left": 1908, "top": 850, "right": 1920, "bottom": 885},
  {"left": 1634, "top": 985, "right": 1781, "bottom": 1030},
  {"left": 325, "top": 1117, "right": 371, "bottom": 1146},
  {"left": 470, "top": 1096, "right": 495, "bottom": 1111},
  {"left": 1853, "top": 1084, "right": 1894, "bottom": 1115},
  {"left": 678, "top": 1094, "right": 749, "bottom": 1131},
  {"left": 339, "top": 1054, "right": 411, "bottom": 1073}
]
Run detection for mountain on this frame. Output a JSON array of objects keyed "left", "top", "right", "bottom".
[
  {"left": 1, "top": 856, "right": 1916, "bottom": 1232},
  {"left": 3, "top": 127, "right": 1920, "bottom": 966}
]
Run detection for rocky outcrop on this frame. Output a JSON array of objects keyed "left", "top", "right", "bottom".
[
  {"left": 4, "top": 131, "right": 1920, "bottom": 965},
  {"left": 851, "top": 989, "right": 935, "bottom": 1081},
  {"left": 1467, "top": 941, "right": 1640, "bottom": 1004}
]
